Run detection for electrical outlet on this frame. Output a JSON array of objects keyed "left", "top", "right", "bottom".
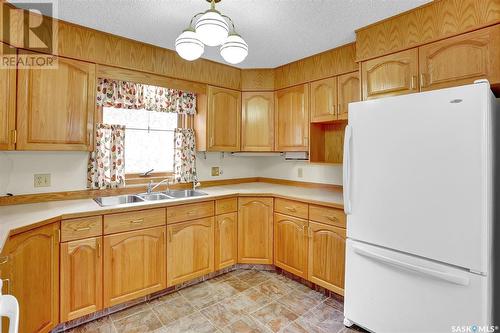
[
  {"left": 34, "top": 174, "right": 51, "bottom": 187},
  {"left": 211, "top": 167, "right": 220, "bottom": 176},
  {"left": 297, "top": 168, "right": 303, "bottom": 178}
]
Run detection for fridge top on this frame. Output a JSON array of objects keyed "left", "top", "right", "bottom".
[{"left": 344, "top": 82, "right": 495, "bottom": 273}]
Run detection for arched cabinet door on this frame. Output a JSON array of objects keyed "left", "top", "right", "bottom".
[
  {"left": 0, "top": 42, "right": 16, "bottom": 150},
  {"left": 310, "top": 77, "right": 337, "bottom": 123},
  {"left": 215, "top": 212, "right": 238, "bottom": 270},
  {"left": 307, "top": 221, "right": 346, "bottom": 296},
  {"left": 238, "top": 197, "right": 274, "bottom": 264},
  {"left": 241, "top": 92, "right": 274, "bottom": 151},
  {"left": 274, "top": 213, "right": 308, "bottom": 278},
  {"left": 337, "top": 72, "right": 360, "bottom": 120},
  {"left": 275, "top": 84, "right": 309, "bottom": 151},
  {"left": 207, "top": 86, "right": 241, "bottom": 151}
]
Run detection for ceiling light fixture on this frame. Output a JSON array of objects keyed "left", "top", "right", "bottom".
[{"left": 175, "top": 0, "right": 248, "bottom": 65}]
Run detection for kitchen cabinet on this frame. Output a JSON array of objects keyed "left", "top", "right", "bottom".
[
  {"left": 103, "top": 226, "right": 166, "bottom": 307},
  {"left": 241, "top": 91, "right": 274, "bottom": 151},
  {"left": 337, "top": 71, "right": 360, "bottom": 120},
  {"left": 308, "top": 221, "right": 346, "bottom": 295},
  {"left": 0, "top": 223, "right": 59, "bottom": 333},
  {"left": 215, "top": 212, "right": 238, "bottom": 270},
  {"left": 362, "top": 48, "right": 418, "bottom": 100},
  {"left": 419, "top": 25, "right": 500, "bottom": 92},
  {"left": 275, "top": 84, "right": 309, "bottom": 151},
  {"left": 0, "top": 42, "right": 16, "bottom": 150},
  {"left": 274, "top": 213, "right": 308, "bottom": 278},
  {"left": 60, "top": 237, "right": 102, "bottom": 321},
  {"left": 310, "top": 77, "right": 337, "bottom": 123},
  {"left": 167, "top": 217, "right": 214, "bottom": 286},
  {"left": 16, "top": 52, "right": 96, "bottom": 151},
  {"left": 207, "top": 86, "right": 241, "bottom": 151},
  {"left": 238, "top": 197, "right": 273, "bottom": 264}
]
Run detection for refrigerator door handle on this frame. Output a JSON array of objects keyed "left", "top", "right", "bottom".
[
  {"left": 353, "top": 245, "right": 470, "bottom": 286},
  {"left": 343, "top": 125, "right": 352, "bottom": 214}
]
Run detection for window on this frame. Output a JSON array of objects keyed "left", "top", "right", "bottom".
[{"left": 102, "top": 108, "right": 178, "bottom": 174}]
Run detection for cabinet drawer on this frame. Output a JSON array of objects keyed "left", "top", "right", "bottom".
[
  {"left": 104, "top": 208, "right": 166, "bottom": 234},
  {"left": 61, "top": 215, "right": 102, "bottom": 242},
  {"left": 275, "top": 198, "right": 308, "bottom": 219},
  {"left": 309, "top": 205, "right": 345, "bottom": 228},
  {"left": 167, "top": 201, "right": 214, "bottom": 224},
  {"left": 216, "top": 198, "right": 238, "bottom": 215}
]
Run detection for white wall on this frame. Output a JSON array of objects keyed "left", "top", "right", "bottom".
[{"left": 0, "top": 151, "right": 342, "bottom": 196}]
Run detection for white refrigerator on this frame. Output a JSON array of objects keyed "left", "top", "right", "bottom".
[{"left": 342, "top": 81, "right": 498, "bottom": 333}]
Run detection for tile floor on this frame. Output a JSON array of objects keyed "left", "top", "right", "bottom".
[{"left": 64, "top": 269, "right": 365, "bottom": 333}]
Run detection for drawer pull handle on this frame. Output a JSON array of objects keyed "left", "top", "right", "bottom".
[
  {"left": 130, "top": 219, "right": 144, "bottom": 224},
  {"left": 187, "top": 210, "right": 197, "bottom": 215},
  {"left": 0, "top": 256, "right": 8, "bottom": 265},
  {"left": 325, "top": 215, "right": 338, "bottom": 222},
  {"left": 2, "top": 278, "right": 11, "bottom": 294},
  {"left": 285, "top": 206, "right": 296, "bottom": 212},
  {"left": 73, "top": 226, "right": 91, "bottom": 232}
]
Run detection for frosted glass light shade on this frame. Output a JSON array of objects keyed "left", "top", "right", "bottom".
[
  {"left": 175, "top": 30, "right": 204, "bottom": 61},
  {"left": 220, "top": 34, "right": 248, "bottom": 64},
  {"left": 195, "top": 11, "right": 229, "bottom": 46}
]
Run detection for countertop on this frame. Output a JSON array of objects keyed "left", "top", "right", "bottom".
[{"left": 0, "top": 182, "right": 343, "bottom": 252}]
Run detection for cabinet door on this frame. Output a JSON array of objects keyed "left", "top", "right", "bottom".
[
  {"left": 0, "top": 223, "right": 59, "bottom": 333},
  {"left": 337, "top": 72, "right": 360, "bottom": 120},
  {"left": 17, "top": 53, "right": 95, "bottom": 150},
  {"left": 215, "top": 212, "right": 237, "bottom": 270},
  {"left": 310, "top": 77, "right": 337, "bottom": 123},
  {"left": 60, "top": 237, "right": 102, "bottom": 322},
  {"left": 308, "top": 221, "right": 346, "bottom": 296},
  {"left": 167, "top": 217, "right": 214, "bottom": 287},
  {"left": 419, "top": 25, "right": 500, "bottom": 92},
  {"left": 275, "top": 84, "right": 309, "bottom": 151},
  {"left": 103, "top": 226, "right": 166, "bottom": 307},
  {"left": 241, "top": 92, "right": 274, "bottom": 151},
  {"left": 207, "top": 86, "right": 241, "bottom": 151},
  {"left": 0, "top": 42, "right": 16, "bottom": 150},
  {"left": 238, "top": 197, "right": 273, "bottom": 264},
  {"left": 362, "top": 48, "right": 418, "bottom": 100},
  {"left": 274, "top": 213, "right": 308, "bottom": 278}
]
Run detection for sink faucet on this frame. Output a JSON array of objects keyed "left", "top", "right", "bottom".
[
  {"left": 147, "top": 178, "right": 171, "bottom": 194},
  {"left": 192, "top": 178, "right": 201, "bottom": 191}
]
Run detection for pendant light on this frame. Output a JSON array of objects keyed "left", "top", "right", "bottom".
[{"left": 175, "top": 0, "right": 248, "bottom": 64}]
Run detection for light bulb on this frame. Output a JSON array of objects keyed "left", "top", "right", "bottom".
[
  {"left": 175, "top": 29, "right": 204, "bottom": 61},
  {"left": 195, "top": 10, "right": 229, "bottom": 46},
  {"left": 220, "top": 34, "right": 248, "bottom": 64}
]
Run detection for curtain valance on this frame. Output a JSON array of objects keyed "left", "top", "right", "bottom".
[{"left": 96, "top": 78, "right": 196, "bottom": 115}]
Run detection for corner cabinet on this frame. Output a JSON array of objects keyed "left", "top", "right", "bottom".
[
  {"left": 275, "top": 84, "right": 309, "bottom": 151},
  {"left": 207, "top": 86, "right": 241, "bottom": 151},
  {"left": 0, "top": 42, "right": 16, "bottom": 150},
  {"left": 0, "top": 223, "right": 60, "bottom": 333},
  {"left": 241, "top": 91, "right": 274, "bottom": 151},
  {"left": 16, "top": 53, "right": 96, "bottom": 151}
]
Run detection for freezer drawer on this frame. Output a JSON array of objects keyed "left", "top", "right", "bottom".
[{"left": 344, "top": 240, "right": 491, "bottom": 333}]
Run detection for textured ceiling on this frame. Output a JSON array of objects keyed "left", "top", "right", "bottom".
[{"left": 11, "top": 0, "right": 431, "bottom": 68}]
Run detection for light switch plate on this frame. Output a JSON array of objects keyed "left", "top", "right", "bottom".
[
  {"left": 34, "top": 174, "right": 51, "bottom": 187},
  {"left": 211, "top": 167, "right": 220, "bottom": 176}
]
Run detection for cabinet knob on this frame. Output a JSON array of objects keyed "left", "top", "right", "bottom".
[{"left": 285, "top": 206, "right": 297, "bottom": 212}]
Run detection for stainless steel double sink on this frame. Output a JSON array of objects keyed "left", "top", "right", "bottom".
[{"left": 94, "top": 189, "right": 207, "bottom": 207}]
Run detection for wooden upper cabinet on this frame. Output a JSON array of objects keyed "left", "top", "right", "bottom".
[
  {"left": 275, "top": 84, "right": 309, "bottom": 151},
  {"left": 241, "top": 91, "right": 274, "bottom": 151},
  {"left": 215, "top": 212, "right": 238, "bottom": 270},
  {"left": 274, "top": 213, "right": 308, "bottom": 278},
  {"left": 362, "top": 48, "right": 418, "bottom": 100},
  {"left": 337, "top": 72, "right": 360, "bottom": 120},
  {"left": 238, "top": 197, "right": 273, "bottom": 264},
  {"left": 0, "top": 43, "right": 16, "bottom": 150},
  {"left": 207, "top": 86, "right": 241, "bottom": 151},
  {"left": 103, "top": 226, "right": 166, "bottom": 307},
  {"left": 16, "top": 53, "right": 96, "bottom": 151},
  {"left": 60, "top": 237, "right": 103, "bottom": 322},
  {"left": 0, "top": 223, "right": 59, "bottom": 333},
  {"left": 308, "top": 221, "right": 346, "bottom": 296},
  {"left": 419, "top": 25, "right": 500, "bottom": 92},
  {"left": 310, "top": 77, "right": 337, "bottom": 122},
  {"left": 167, "top": 217, "right": 214, "bottom": 287}
]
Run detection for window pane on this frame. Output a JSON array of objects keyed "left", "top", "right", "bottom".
[
  {"left": 103, "top": 108, "right": 150, "bottom": 129},
  {"left": 149, "top": 111, "right": 178, "bottom": 130},
  {"left": 124, "top": 129, "right": 174, "bottom": 173}
]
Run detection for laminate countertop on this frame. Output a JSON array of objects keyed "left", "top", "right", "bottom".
[{"left": 0, "top": 182, "right": 343, "bottom": 252}]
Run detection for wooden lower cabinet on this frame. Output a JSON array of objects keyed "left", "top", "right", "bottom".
[
  {"left": 167, "top": 217, "right": 214, "bottom": 287},
  {"left": 60, "top": 237, "right": 103, "bottom": 322},
  {"left": 215, "top": 212, "right": 238, "bottom": 270},
  {"left": 103, "top": 226, "right": 166, "bottom": 307},
  {"left": 238, "top": 197, "right": 273, "bottom": 264},
  {"left": 0, "top": 223, "right": 59, "bottom": 333},
  {"left": 307, "top": 221, "right": 346, "bottom": 295},
  {"left": 273, "top": 213, "right": 308, "bottom": 278}
]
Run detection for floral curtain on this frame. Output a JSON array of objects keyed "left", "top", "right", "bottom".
[
  {"left": 87, "top": 124, "right": 126, "bottom": 189},
  {"left": 173, "top": 128, "right": 198, "bottom": 183},
  {"left": 96, "top": 78, "right": 196, "bottom": 115}
]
